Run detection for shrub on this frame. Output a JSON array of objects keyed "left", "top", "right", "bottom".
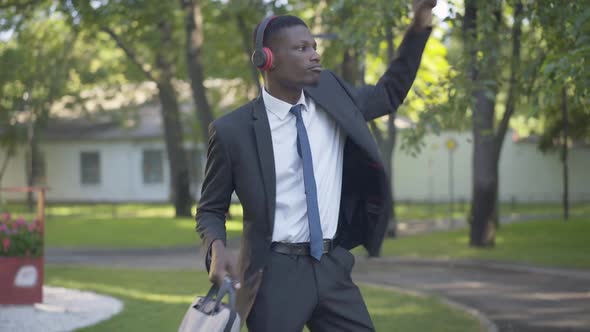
[{"left": 0, "top": 213, "right": 43, "bottom": 257}]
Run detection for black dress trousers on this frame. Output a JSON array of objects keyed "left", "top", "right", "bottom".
[{"left": 246, "top": 246, "right": 374, "bottom": 332}]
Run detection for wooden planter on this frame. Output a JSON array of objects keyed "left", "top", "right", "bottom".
[{"left": 0, "top": 256, "right": 44, "bottom": 304}]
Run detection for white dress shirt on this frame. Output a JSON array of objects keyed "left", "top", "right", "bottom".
[{"left": 262, "top": 88, "right": 346, "bottom": 243}]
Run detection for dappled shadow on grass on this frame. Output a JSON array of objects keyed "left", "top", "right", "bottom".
[
  {"left": 361, "top": 285, "right": 483, "bottom": 332},
  {"left": 49, "top": 278, "right": 194, "bottom": 304},
  {"left": 45, "top": 216, "right": 242, "bottom": 249},
  {"left": 381, "top": 218, "right": 590, "bottom": 268},
  {"left": 174, "top": 219, "right": 243, "bottom": 232},
  {"left": 46, "top": 267, "right": 209, "bottom": 332},
  {"left": 46, "top": 267, "right": 482, "bottom": 332},
  {"left": 394, "top": 202, "right": 590, "bottom": 222}
]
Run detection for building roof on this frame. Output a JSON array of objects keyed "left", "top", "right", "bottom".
[
  {"left": 3, "top": 79, "right": 439, "bottom": 142},
  {"left": 40, "top": 79, "right": 246, "bottom": 142},
  {"left": 43, "top": 102, "right": 195, "bottom": 141}
]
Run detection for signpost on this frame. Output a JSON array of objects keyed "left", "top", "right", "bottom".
[{"left": 445, "top": 138, "right": 457, "bottom": 224}]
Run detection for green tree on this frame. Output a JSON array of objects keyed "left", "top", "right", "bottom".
[
  {"left": 451, "top": 0, "right": 527, "bottom": 247},
  {"left": 528, "top": 1, "right": 590, "bottom": 219},
  {"left": 181, "top": 0, "right": 215, "bottom": 145},
  {"left": 1, "top": 2, "right": 82, "bottom": 209},
  {"left": 67, "top": 0, "right": 193, "bottom": 217}
]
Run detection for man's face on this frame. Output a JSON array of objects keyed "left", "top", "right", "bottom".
[{"left": 268, "top": 25, "right": 322, "bottom": 89}]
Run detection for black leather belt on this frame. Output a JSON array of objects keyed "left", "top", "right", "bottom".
[{"left": 271, "top": 239, "right": 334, "bottom": 256}]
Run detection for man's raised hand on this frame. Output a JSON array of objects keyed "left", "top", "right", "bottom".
[{"left": 412, "top": 0, "right": 437, "bottom": 30}]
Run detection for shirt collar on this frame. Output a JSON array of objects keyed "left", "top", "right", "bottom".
[{"left": 262, "top": 88, "right": 308, "bottom": 121}]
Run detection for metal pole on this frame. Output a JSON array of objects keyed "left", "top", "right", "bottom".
[
  {"left": 562, "top": 87, "right": 569, "bottom": 220},
  {"left": 449, "top": 149, "right": 454, "bottom": 223}
]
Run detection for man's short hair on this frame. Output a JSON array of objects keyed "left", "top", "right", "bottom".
[{"left": 253, "top": 15, "right": 308, "bottom": 49}]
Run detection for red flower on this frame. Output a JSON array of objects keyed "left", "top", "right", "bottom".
[
  {"left": 0, "top": 214, "right": 43, "bottom": 257},
  {"left": 2, "top": 238, "right": 10, "bottom": 252}
]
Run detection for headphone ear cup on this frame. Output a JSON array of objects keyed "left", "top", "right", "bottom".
[
  {"left": 261, "top": 47, "right": 273, "bottom": 71},
  {"left": 251, "top": 49, "right": 267, "bottom": 69}
]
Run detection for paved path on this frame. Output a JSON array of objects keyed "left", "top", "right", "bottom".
[
  {"left": 353, "top": 257, "right": 590, "bottom": 332},
  {"left": 46, "top": 246, "right": 590, "bottom": 332}
]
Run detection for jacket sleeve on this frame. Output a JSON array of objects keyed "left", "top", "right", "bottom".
[
  {"left": 346, "top": 26, "right": 432, "bottom": 122},
  {"left": 195, "top": 122, "right": 234, "bottom": 271}
]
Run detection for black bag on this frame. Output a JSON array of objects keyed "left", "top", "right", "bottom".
[{"left": 178, "top": 276, "right": 240, "bottom": 332}]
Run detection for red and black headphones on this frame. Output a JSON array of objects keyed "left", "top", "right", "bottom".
[{"left": 251, "top": 15, "right": 277, "bottom": 71}]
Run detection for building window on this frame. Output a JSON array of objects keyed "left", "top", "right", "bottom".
[
  {"left": 80, "top": 151, "right": 100, "bottom": 185},
  {"left": 142, "top": 149, "right": 163, "bottom": 184}
]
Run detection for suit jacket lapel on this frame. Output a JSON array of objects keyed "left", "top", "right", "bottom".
[
  {"left": 251, "top": 97, "right": 277, "bottom": 234},
  {"left": 304, "top": 72, "right": 382, "bottom": 163}
]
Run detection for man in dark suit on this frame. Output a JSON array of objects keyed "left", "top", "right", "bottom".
[{"left": 196, "top": 1, "right": 436, "bottom": 330}]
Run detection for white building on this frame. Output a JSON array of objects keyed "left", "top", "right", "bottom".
[
  {"left": 392, "top": 131, "right": 590, "bottom": 203},
  {"left": 1, "top": 105, "right": 589, "bottom": 204},
  {"left": 1, "top": 102, "right": 205, "bottom": 203}
]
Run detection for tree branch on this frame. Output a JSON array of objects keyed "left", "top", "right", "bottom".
[
  {"left": 524, "top": 50, "right": 546, "bottom": 99},
  {"left": 496, "top": 0, "right": 523, "bottom": 156},
  {"left": 463, "top": 0, "right": 478, "bottom": 83},
  {"left": 235, "top": 11, "right": 261, "bottom": 91},
  {"left": 0, "top": 0, "right": 39, "bottom": 10},
  {"left": 101, "top": 26, "right": 156, "bottom": 82}
]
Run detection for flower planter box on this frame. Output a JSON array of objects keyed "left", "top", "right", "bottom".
[{"left": 0, "top": 256, "right": 44, "bottom": 304}]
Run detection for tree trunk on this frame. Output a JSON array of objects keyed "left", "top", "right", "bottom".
[
  {"left": 341, "top": 48, "right": 359, "bottom": 85},
  {"left": 494, "top": 0, "right": 523, "bottom": 230},
  {"left": 0, "top": 150, "right": 12, "bottom": 185},
  {"left": 156, "top": 21, "right": 192, "bottom": 218},
  {"left": 464, "top": 0, "right": 498, "bottom": 247},
  {"left": 26, "top": 117, "right": 40, "bottom": 212},
  {"left": 156, "top": 80, "right": 193, "bottom": 217},
  {"left": 182, "top": 0, "right": 215, "bottom": 145},
  {"left": 470, "top": 93, "right": 497, "bottom": 247}
]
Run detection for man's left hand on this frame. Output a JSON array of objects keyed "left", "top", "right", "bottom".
[{"left": 412, "top": 0, "right": 437, "bottom": 31}]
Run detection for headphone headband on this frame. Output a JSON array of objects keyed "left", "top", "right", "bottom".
[{"left": 255, "top": 15, "right": 276, "bottom": 52}]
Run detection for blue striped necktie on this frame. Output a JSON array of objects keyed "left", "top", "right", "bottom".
[{"left": 289, "top": 104, "right": 323, "bottom": 261}]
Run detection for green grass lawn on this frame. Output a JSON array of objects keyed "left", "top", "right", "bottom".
[
  {"left": 46, "top": 266, "right": 484, "bottom": 332},
  {"left": 376, "top": 217, "right": 590, "bottom": 269},
  {"left": 394, "top": 201, "right": 590, "bottom": 221},
  {"left": 5, "top": 201, "right": 588, "bottom": 222},
  {"left": 4, "top": 201, "right": 589, "bottom": 267},
  {"left": 44, "top": 216, "right": 242, "bottom": 248},
  {"left": 3, "top": 203, "right": 243, "bottom": 248}
]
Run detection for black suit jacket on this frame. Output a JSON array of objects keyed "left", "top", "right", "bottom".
[{"left": 196, "top": 27, "right": 431, "bottom": 320}]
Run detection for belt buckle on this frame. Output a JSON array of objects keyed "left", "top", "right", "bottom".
[{"left": 323, "top": 239, "right": 332, "bottom": 253}]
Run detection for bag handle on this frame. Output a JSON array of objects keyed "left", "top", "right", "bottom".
[
  {"left": 196, "top": 276, "right": 236, "bottom": 314},
  {"left": 214, "top": 275, "right": 236, "bottom": 310}
]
